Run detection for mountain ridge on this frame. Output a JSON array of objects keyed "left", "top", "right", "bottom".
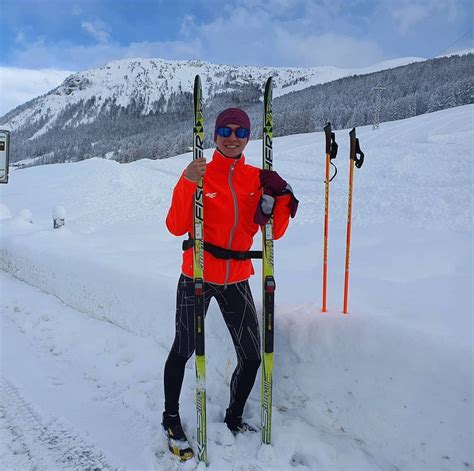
[{"left": 2, "top": 55, "right": 425, "bottom": 134}]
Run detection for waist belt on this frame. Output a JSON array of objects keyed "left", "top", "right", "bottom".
[{"left": 182, "top": 237, "right": 262, "bottom": 260}]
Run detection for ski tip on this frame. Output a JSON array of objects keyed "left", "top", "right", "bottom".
[
  {"left": 349, "top": 127, "right": 356, "bottom": 139},
  {"left": 194, "top": 75, "right": 201, "bottom": 87},
  {"left": 265, "top": 76, "right": 273, "bottom": 91}
]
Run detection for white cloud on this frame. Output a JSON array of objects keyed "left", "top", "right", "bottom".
[
  {"left": 392, "top": 4, "right": 432, "bottom": 33},
  {"left": 179, "top": 15, "right": 197, "bottom": 36},
  {"left": 82, "top": 20, "right": 111, "bottom": 44},
  {"left": 0, "top": 67, "right": 73, "bottom": 116},
  {"left": 8, "top": 6, "right": 383, "bottom": 75},
  {"left": 124, "top": 40, "right": 203, "bottom": 60},
  {"left": 15, "top": 31, "right": 26, "bottom": 44},
  {"left": 391, "top": 0, "right": 461, "bottom": 34},
  {"left": 188, "top": 6, "right": 383, "bottom": 67},
  {"left": 11, "top": 38, "right": 203, "bottom": 73},
  {"left": 274, "top": 31, "right": 384, "bottom": 68}
]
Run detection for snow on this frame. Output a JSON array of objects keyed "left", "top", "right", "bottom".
[
  {"left": 436, "top": 48, "right": 473, "bottom": 59},
  {"left": 0, "top": 105, "right": 472, "bottom": 470},
  {"left": 0, "top": 203, "right": 11, "bottom": 220},
  {"left": 52, "top": 205, "right": 66, "bottom": 220}
]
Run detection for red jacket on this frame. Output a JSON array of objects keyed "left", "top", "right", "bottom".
[{"left": 166, "top": 149, "right": 292, "bottom": 284}]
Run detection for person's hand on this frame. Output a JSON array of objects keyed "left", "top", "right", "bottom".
[
  {"left": 255, "top": 169, "right": 299, "bottom": 225},
  {"left": 185, "top": 157, "right": 206, "bottom": 182},
  {"left": 254, "top": 194, "right": 275, "bottom": 226},
  {"left": 260, "top": 169, "right": 288, "bottom": 196}
]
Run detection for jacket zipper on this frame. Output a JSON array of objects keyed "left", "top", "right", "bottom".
[{"left": 225, "top": 161, "right": 239, "bottom": 287}]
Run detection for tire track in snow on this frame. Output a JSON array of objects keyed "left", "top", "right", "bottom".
[{"left": 0, "top": 376, "right": 115, "bottom": 470}]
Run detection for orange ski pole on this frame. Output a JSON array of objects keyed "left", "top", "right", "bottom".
[
  {"left": 343, "top": 128, "right": 364, "bottom": 314},
  {"left": 322, "top": 123, "right": 338, "bottom": 312}
]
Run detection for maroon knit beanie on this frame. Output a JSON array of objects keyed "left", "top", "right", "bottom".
[{"left": 214, "top": 108, "right": 251, "bottom": 140}]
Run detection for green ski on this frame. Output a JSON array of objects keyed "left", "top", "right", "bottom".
[
  {"left": 193, "top": 74, "right": 207, "bottom": 464},
  {"left": 261, "top": 77, "right": 275, "bottom": 445}
]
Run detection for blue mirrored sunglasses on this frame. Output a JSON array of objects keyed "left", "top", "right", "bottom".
[{"left": 216, "top": 126, "right": 250, "bottom": 139}]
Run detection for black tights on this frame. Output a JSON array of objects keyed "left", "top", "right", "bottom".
[{"left": 164, "top": 275, "right": 261, "bottom": 418}]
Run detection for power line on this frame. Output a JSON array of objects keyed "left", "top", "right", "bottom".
[{"left": 433, "top": 30, "right": 472, "bottom": 58}]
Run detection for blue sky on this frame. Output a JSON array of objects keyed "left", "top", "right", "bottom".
[
  {"left": 2, "top": 0, "right": 472, "bottom": 70},
  {"left": 0, "top": 0, "right": 472, "bottom": 115}
]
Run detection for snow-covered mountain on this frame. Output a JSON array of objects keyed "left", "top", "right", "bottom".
[
  {"left": 2, "top": 51, "right": 471, "bottom": 168},
  {"left": 3, "top": 56, "right": 423, "bottom": 134}
]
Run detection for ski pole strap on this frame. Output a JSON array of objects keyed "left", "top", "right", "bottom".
[
  {"left": 329, "top": 160, "right": 338, "bottom": 182},
  {"left": 329, "top": 134, "right": 338, "bottom": 181},
  {"left": 182, "top": 237, "right": 263, "bottom": 260},
  {"left": 352, "top": 138, "right": 364, "bottom": 169}
]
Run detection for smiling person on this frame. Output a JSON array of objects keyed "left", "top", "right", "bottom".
[{"left": 162, "top": 108, "right": 298, "bottom": 459}]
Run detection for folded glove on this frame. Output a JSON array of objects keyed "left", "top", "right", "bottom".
[{"left": 254, "top": 170, "right": 299, "bottom": 225}]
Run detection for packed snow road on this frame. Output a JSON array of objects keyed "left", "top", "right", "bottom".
[
  {"left": 0, "top": 271, "right": 159, "bottom": 470},
  {"left": 1, "top": 375, "right": 111, "bottom": 470}
]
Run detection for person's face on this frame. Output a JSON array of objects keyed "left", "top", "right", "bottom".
[{"left": 215, "top": 124, "right": 249, "bottom": 159}]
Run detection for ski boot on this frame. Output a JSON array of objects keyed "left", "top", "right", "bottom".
[
  {"left": 224, "top": 408, "right": 257, "bottom": 435},
  {"left": 162, "top": 412, "right": 194, "bottom": 461}
]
